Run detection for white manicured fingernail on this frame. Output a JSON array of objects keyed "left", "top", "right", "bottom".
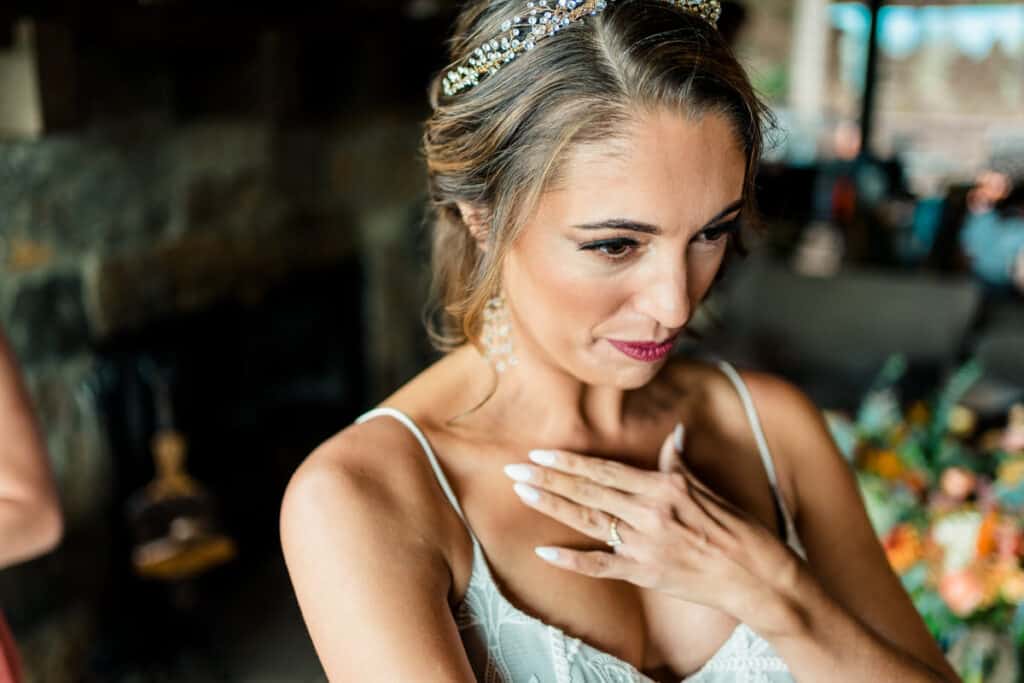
[
  {"left": 529, "top": 450, "right": 556, "bottom": 465},
  {"left": 673, "top": 423, "right": 685, "bottom": 453},
  {"left": 503, "top": 464, "right": 533, "bottom": 482},
  {"left": 513, "top": 482, "right": 540, "bottom": 503},
  {"left": 535, "top": 547, "right": 559, "bottom": 562}
]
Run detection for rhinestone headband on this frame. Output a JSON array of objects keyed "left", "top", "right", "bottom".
[{"left": 442, "top": 0, "right": 722, "bottom": 97}]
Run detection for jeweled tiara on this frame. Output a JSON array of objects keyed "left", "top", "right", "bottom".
[{"left": 442, "top": 0, "right": 722, "bottom": 97}]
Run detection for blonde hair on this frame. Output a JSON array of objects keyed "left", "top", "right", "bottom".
[{"left": 422, "top": 0, "right": 775, "bottom": 354}]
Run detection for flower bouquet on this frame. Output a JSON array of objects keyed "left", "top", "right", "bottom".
[{"left": 827, "top": 356, "right": 1024, "bottom": 683}]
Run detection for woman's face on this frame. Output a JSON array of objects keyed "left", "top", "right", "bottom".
[{"left": 501, "top": 108, "right": 747, "bottom": 388}]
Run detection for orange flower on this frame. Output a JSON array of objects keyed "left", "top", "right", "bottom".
[
  {"left": 900, "top": 469, "right": 929, "bottom": 496},
  {"left": 975, "top": 558, "right": 1024, "bottom": 606},
  {"left": 978, "top": 561, "right": 1009, "bottom": 608},
  {"left": 907, "top": 401, "right": 930, "bottom": 426},
  {"left": 889, "top": 423, "right": 909, "bottom": 443},
  {"left": 1001, "top": 568, "right": 1024, "bottom": 603},
  {"left": 939, "top": 569, "right": 986, "bottom": 616},
  {"left": 883, "top": 524, "right": 922, "bottom": 573},
  {"left": 865, "top": 449, "right": 904, "bottom": 480},
  {"left": 976, "top": 510, "right": 1000, "bottom": 558}
]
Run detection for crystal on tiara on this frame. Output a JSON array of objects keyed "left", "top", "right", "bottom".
[{"left": 441, "top": 0, "right": 722, "bottom": 97}]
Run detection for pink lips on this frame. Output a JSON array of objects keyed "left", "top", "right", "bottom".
[{"left": 607, "top": 333, "right": 681, "bottom": 363}]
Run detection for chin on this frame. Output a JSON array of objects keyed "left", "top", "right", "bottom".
[
  {"left": 584, "top": 356, "right": 666, "bottom": 389},
  {"left": 621, "top": 364, "right": 666, "bottom": 388}
]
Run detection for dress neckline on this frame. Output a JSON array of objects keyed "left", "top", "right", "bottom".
[{"left": 459, "top": 530, "right": 770, "bottom": 682}]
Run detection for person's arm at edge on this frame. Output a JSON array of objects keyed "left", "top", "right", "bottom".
[{"left": 0, "top": 329, "right": 63, "bottom": 570}]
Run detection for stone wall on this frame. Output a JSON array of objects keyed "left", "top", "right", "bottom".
[
  {"left": 0, "top": 113, "right": 433, "bottom": 679},
  {"left": 1, "top": 115, "right": 428, "bottom": 508}
]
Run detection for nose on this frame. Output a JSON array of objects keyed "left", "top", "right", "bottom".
[{"left": 632, "top": 258, "right": 691, "bottom": 331}]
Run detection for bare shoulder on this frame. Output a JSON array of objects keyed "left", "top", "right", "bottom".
[
  {"left": 279, "top": 413, "right": 477, "bottom": 680},
  {"left": 280, "top": 413, "right": 457, "bottom": 565},
  {"left": 733, "top": 368, "right": 820, "bottom": 421},
  {"left": 725, "top": 368, "right": 838, "bottom": 514},
  {"left": 727, "top": 367, "right": 825, "bottom": 437}
]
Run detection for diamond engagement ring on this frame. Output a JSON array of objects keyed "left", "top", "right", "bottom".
[{"left": 606, "top": 516, "right": 624, "bottom": 547}]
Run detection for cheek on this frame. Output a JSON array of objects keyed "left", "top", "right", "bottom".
[
  {"left": 687, "top": 248, "right": 728, "bottom": 299},
  {"left": 510, "top": 244, "right": 626, "bottom": 337}
]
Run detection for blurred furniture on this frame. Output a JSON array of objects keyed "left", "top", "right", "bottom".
[
  {"left": 960, "top": 301, "right": 1024, "bottom": 417},
  {"left": 976, "top": 333, "right": 1024, "bottom": 386},
  {"left": 708, "top": 255, "right": 982, "bottom": 410},
  {"left": 924, "top": 184, "right": 973, "bottom": 275}
]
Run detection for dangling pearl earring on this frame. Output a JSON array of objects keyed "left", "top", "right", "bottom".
[{"left": 481, "top": 294, "right": 519, "bottom": 373}]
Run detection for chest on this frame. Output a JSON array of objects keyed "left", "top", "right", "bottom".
[{"left": 439, "top": 431, "right": 787, "bottom": 678}]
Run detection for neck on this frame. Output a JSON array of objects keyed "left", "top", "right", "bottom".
[{"left": 453, "top": 345, "right": 636, "bottom": 454}]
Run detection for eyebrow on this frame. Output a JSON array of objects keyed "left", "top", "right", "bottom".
[{"left": 570, "top": 199, "right": 744, "bottom": 235}]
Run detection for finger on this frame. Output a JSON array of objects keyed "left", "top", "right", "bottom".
[
  {"left": 512, "top": 482, "right": 637, "bottom": 544},
  {"left": 658, "top": 422, "right": 686, "bottom": 473},
  {"left": 675, "top": 475, "right": 744, "bottom": 547},
  {"left": 662, "top": 471, "right": 720, "bottom": 537},
  {"left": 528, "top": 449, "right": 653, "bottom": 494},
  {"left": 648, "top": 426, "right": 745, "bottom": 539},
  {"left": 682, "top": 467, "right": 743, "bottom": 518},
  {"left": 504, "top": 463, "right": 645, "bottom": 526},
  {"left": 654, "top": 460, "right": 731, "bottom": 541},
  {"left": 533, "top": 546, "right": 645, "bottom": 582},
  {"left": 677, "top": 522, "right": 713, "bottom": 555},
  {"left": 663, "top": 441, "right": 737, "bottom": 516}
]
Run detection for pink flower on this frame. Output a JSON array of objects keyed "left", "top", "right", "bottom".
[
  {"left": 1004, "top": 429, "right": 1024, "bottom": 454},
  {"left": 940, "top": 467, "right": 976, "bottom": 500},
  {"left": 1003, "top": 405, "right": 1024, "bottom": 453},
  {"left": 996, "top": 520, "right": 1023, "bottom": 560},
  {"left": 939, "top": 570, "right": 986, "bottom": 616}
]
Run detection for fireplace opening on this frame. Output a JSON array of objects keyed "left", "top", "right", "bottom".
[{"left": 85, "top": 259, "right": 365, "bottom": 678}]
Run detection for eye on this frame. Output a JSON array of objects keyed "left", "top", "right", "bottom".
[
  {"left": 580, "top": 238, "right": 639, "bottom": 261},
  {"left": 693, "top": 220, "right": 740, "bottom": 245}
]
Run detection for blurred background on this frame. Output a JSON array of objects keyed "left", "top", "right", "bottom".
[{"left": 0, "top": 0, "right": 1021, "bottom": 680}]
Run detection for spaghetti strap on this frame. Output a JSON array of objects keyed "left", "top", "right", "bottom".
[
  {"left": 355, "top": 407, "right": 482, "bottom": 546},
  {"left": 715, "top": 360, "right": 800, "bottom": 548},
  {"left": 715, "top": 360, "right": 778, "bottom": 488}
]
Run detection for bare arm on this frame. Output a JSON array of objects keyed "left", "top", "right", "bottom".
[
  {"left": 744, "top": 372, "right": 960, "bottom": 682},
  {"left": 0, "top": 329, "right": 63, "bottom": 569},
  {"left": 280, "top": 429, "right": 477, "bottom": 682}
]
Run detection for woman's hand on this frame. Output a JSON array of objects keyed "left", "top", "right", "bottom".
[{"left": 502, "top": 424, "right": 802, "bottom": 629}]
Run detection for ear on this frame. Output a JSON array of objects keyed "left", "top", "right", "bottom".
[{"left": 456, "top": 201, "right": 491, "bottom": 252}]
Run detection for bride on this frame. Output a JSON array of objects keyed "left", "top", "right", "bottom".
[{"left": 281, "top": 1, "right": 960, "bottom": 681}]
